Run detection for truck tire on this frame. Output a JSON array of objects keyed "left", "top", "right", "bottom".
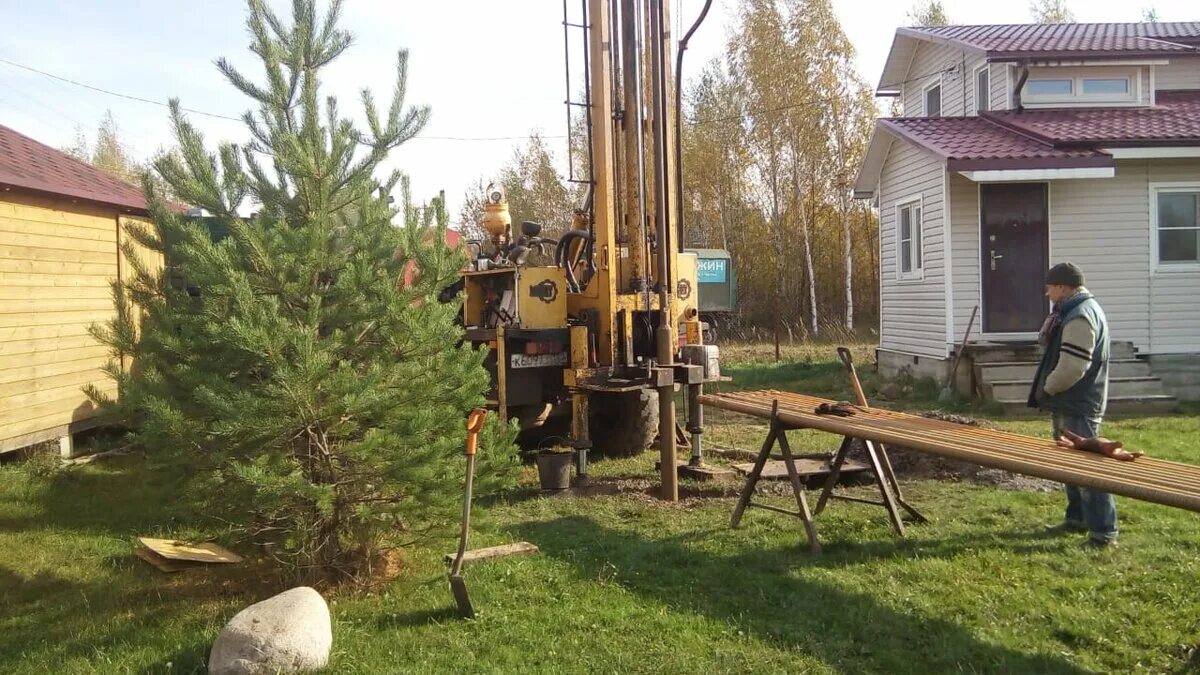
[{"left": 588, "top": 389, "right": 660, "bottom": 458}]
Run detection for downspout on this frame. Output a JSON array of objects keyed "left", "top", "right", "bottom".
[
  {"left": 1012, "top": 60, "right": 1030, "bottom": 112},
  {"left": 673, "top": 0, "right": 714, "bottom": 252}
]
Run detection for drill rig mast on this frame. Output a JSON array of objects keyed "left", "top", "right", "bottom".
[{"left": 458, "top": 0, "right": 719, "bottom": 500}]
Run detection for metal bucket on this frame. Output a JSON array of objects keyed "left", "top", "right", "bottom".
[{"left": 535, "top": 451, "right": 573, "bottom": 491}]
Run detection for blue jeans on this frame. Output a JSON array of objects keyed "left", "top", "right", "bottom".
[{"left": 1052, "top": 413, "right": 1118, "bottom": 543}]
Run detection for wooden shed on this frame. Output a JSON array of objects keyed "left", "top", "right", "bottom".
[{"left": 0, "top": 123, "right": 159, "bottom": 456}]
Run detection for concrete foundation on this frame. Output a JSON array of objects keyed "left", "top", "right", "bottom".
[
  {"left": 1146, "top": 354, "right": 1200, "bottom": 401},
  {"left": 876, "top": 348, "right": 972, "bottom": 394}
]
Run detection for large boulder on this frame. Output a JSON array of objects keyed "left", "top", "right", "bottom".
[{"left": 209, "top": 586, "right": 332, "bottom": 675}]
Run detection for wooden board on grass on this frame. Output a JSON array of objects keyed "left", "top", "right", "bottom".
[
  {"left": 137, "top": 537, "right": 243, "bottom": 564},
  {"left": 443, "top": 541, "right": 539, "bottom": 565}
]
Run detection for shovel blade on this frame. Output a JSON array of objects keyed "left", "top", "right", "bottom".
[{"left": 449, "top": 574, "right": 474, "bottom": 619}]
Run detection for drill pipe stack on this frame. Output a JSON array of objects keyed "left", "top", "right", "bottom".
[{"left": 700, "top": 389, "right": 1200, "bottom": 514}]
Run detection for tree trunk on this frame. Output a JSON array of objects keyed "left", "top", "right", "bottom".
[
  {"left": 771, "top": 176, "right": 783, "bottom": 362},
  {"left": 842, "top": 196, "right": 853, "bottom": 332},
  {"left": 801, "top": 174, "right": 819, "bottom": 336}
]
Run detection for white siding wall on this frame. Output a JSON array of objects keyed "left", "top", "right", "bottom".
[
  {"left": 989, "top": 63, "right": 1012, "bottom": 111},
  {"left": 948, "top": 173, "right": 981, "bottom": 343},
  {"left": 1148, "top": 160, "right": 1200, "bottom": 353},
  {"left": 1154, "top": 60, "right": 1200, "bottom": 91},
  {"left": 900, "top": 42, "right": 985, "bottom": 117},
  {"left": 948, "top": 160, "right": 1200, "bottom": 355},
  {"left": 1048, "top": 163, "right": 1151, "bottom": 350},
  {"left": 879, "top": 141, "right": 948, "bottom": 358}
]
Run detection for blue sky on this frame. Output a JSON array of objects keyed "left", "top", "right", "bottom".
[{"left": 0, "top": 0, "right": 1193, "bottom": 223}]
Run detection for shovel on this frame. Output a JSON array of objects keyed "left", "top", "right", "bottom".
[
  {"left": 940, "top": 305, "right": 979, "bottom": 402},
  {"left": 449, "top": 408, "right": 487, "bottom": 619}
]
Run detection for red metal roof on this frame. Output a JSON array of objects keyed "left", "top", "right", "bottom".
[
  {"left": 984, "top": 90, "right": 1200, "bottom": 146},
  {"left": 0, "top": 123, "right": 148, "bottom": 212},
  {"left": 878, "top": 117, "right": 1112, "bottom": 171},
  {"left": 900, "top": 23, "right": 1200, "bottom": 60}
]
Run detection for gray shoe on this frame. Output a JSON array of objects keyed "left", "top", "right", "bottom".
[
  {"left": 1083, "top": 537, "right": 1117, "bottom": 550},
  {"left": 1043, "top": 522, "right": 1088, "bottom": 536}
]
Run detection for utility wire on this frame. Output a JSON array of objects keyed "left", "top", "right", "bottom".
[
  {"left": 877, "top": 64, "right": 959, "bottom": 92},
  {"left": 412, "top": 134, "right": 568, "bottom": 141},
  {"left": 0, "top": 57, "right": 243, "bottom": 121},
  {"left": 687, "top": 64, "right": 958, "bottom": 127},
  {"left": 0, "top": 57, "right": 576, "bottom": 143}
]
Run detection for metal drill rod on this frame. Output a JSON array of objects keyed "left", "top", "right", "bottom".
[{"left": 701, "top": 390, "right": 1200, "bottom": 513}]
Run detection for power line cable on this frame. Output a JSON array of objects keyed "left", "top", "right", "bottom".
[
  {"left": 876, "top": 64, "right": 959, "bottom": 92},
  {"left": 412, "top": 134, "right": 568, "bottom": 142},
  {"left": 1, "top": 57, "right": 574, "bottom": 143},
  {"left": 0, "top": 57, "right": 244, "bottom": 121},
  {"left": 686, "top": 64, "right": 958, "bottom": 127}
]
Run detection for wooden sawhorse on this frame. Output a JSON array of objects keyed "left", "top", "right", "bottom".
[{"left": 729, "top": 400, "right": 927, "bottom": 554}]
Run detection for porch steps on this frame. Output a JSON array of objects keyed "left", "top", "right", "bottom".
[
  {"left": 996, "top": 395, "right": 1179, "bottom": 417},
  {"left": 971, "top": 341, "right": 1179, "bottom": 417}
]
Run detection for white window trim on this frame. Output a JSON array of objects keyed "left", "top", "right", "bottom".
[
  {"left": 973, "top": 63, "right": 990, "bottom": 115},
  {"left": 921, "top": 75, "right": 943, "bottom": 117},
  {"left": 1022, "top": 67, "right": 1142, "bottom": 107},
  {"left": 1150, "top": 181, "right": 1200, "bottom": 274},
  {"left": 895, "top": 194, "right": 925, "bottom": 282}
]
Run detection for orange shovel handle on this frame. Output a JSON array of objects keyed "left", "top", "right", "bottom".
[{"left": 465, "top": 408, "right": 487, "bottom": 456}]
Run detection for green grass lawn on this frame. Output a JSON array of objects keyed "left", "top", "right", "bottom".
[{"left": 3, "top": 344, "right": 1199, "bottom": 673}]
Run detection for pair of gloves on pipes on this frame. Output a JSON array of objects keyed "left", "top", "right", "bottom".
[{"left": 1056, "top": 429, "right": 1144, "bottom": 461}]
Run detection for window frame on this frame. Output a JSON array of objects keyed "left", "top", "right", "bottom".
[
  {"left": 895, "top": 194, "right": 925, "bottom": 281},
  {"left": 1022, "top": 67, "right": 1140, "bottom": 106},
  {"left": 922, "top": 75, "right": 943, "bottom": 117},
  {"left": 974, "top": 63, "right": 990, "bottom": 114},
  {"left": 1025, "top": 78, "right": 1074, "bottom": 98},
  {"left": 1081, "top": 77, "right": 1131, "bottom": 96},
  {"left": 1150, "top": 182, "right": 1200, "bottom": 273}
]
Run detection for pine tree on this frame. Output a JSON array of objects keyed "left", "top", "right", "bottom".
[{"left": 91, "top": 0, "right": 516, "bottom": 583}]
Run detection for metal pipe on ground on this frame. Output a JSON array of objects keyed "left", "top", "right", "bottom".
[
  {"left": 700, "top": 390, "right": 1200, "bottom": 513},
  {"left": 724, "top": 391, "right": 1200, "bottom": 493}
]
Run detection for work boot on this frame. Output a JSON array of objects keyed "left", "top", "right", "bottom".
[{"left": 1042, "top": 522, "right": 1088, "bottom": 537}]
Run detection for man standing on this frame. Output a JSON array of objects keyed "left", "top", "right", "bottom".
[{"left": 1028, "top": 262, "right": 1117, "bottom": 548}]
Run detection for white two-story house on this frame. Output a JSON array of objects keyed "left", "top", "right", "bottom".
[{"left": 854, "top": 22, "right": 1200, "bottom": 411}]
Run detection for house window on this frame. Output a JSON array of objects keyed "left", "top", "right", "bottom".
[
  {"left": 1026, "top": 79, "right": 1073, "bottom": 96},
  {"left": 1082, "top": 78, "right": 1129, "bottom": 95},
  {"left": 924, "top": 82, "right": 942, "bottom": 117},
  {"left": 975, "top": 67, "right": 990, "bottom": 113},
  {"left": 897, "top": 198, "right": 923, "bottom": 278},
  {"left": 1154, "top": 187, "right": 1200, "bottom": 267},
  {"left": 1022, "top": 68, "right": 1139, "bottom": 105}
]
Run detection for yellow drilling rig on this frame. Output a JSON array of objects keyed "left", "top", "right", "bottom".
[{"left": 455, "top": 0, "right": 719, "bottom": 500}]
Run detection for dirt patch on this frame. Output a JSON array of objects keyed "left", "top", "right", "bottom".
[{"left": 847, "top": 411, "right": 1060, "bottom": 493}]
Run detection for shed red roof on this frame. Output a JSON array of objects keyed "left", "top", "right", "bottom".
[
  {"left": 0, "top": 124, "right": 148, "bottom": 212},
  {"left": 878, "top": 117, "right": 1112, "bottom": 171},
  {"left": 900, "top": 22, "right": 1200, "bottom": 60},
  {"left": 984, "top": 90, "right": 1200, "bottom": 146}
]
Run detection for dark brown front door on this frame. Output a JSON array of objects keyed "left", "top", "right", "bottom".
[{"left": 980, "top": 183, "right": 1049, "bottom": 333}]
